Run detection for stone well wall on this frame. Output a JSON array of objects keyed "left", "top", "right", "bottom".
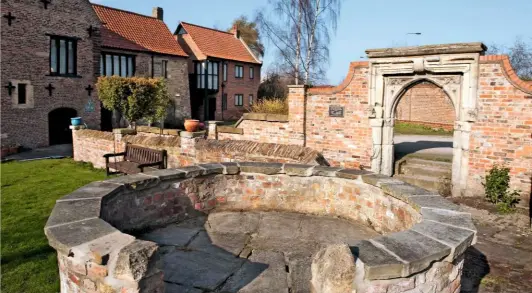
[{"left": 45, "top": 162, "right": 476, "bottom": 293}]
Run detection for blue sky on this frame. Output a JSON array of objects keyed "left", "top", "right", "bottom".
[{"left": 92, "top": 0, "right": 532, "bottom": 84}]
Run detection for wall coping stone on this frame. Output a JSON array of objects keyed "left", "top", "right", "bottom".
[
  {"left": 217, "top": 126, "right": 243, "bottom": 134},
  {"left": 366, "top": 42, "right": 486, "bottom": 58},
  {"left": 242, "top": 113, "right": 289, "bottom": 122},
  {"left": 180, "top": 131, "right": 206, "bottom": 138},
  {"left": 45, "top": 162, "right": 477, "bottom": 288},
  {"left": 113, "top": 128, "right": 137, "bottom": 135}
]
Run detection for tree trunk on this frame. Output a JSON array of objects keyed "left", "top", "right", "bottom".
[
  {"left": 294, "top": 0, "right": 302, "bottom": 85},
  {"left": 304, "top": 0, "right": 320, "bottom": 85}
]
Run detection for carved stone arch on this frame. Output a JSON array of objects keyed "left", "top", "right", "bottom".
[
  {"left": 387, "top": 77, "right": 459, "bottom": 121},
  {"left": 365, "top": 42, "right": 486, "bottom": 197}
]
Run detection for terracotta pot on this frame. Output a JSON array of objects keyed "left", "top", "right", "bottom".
[{"left": 184, "top": 119, "right": 200, "bottom": 132}]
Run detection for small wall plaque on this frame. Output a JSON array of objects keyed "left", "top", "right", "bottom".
[
  {"left": 329, "top": 105, "right": 344, "bottom": 117},
  {"left": 85, "top": 99, "right": 95, "bottom": 113}
]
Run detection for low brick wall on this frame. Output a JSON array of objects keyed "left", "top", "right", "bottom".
[
  {"left": 72, "top": 128, "right": 327, "bottom": 170},
  {"left": 45, "top": 163, "right": 476, "bottom": 293},
  {"left": 72, "top": 130, "right": 114, "bottom": 169}
]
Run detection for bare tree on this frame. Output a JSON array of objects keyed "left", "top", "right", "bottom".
[
  {"left": 487, "top": 37, "right": 532, "bottom": 80},
  {"left": 257, "top": 0, "right": 341, "bottom": 85}
]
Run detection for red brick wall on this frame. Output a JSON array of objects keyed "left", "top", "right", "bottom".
[
  {"left": 395, "top": 82, "right": 454, "bottom": 127},
  {"left": 468, "top": 58, "right": 532, "bottom": 205},
  {"left": 219, "top": 63, "right": 372, "bottom": 169},
  {"left": 305, "top": 63, "right": 372, "bottom": 168},
  {"left": 1, "top": 0, "right": 102, "bottom": 148}
]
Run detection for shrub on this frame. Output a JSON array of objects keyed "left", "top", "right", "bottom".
[
  {"left": 247, "top": 98, "right": 288, "bottom": 115},
  {"left": 483, "top": 164, "right": 520, "bottom": 213},
  {"left": 96, "top": 76, "right": 170, "bottom": 128}
]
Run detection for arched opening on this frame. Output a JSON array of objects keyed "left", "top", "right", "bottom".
[
  {"left": 48, "top": 107, "right": 77, "bottom": 145},
  {"left": 391, "top": 80, "right": 455, "bottom": 194}
]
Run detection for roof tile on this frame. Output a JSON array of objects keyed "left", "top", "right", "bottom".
[
  {"left": 93, "top": 4, "right": 187, "bottom": 57},
  {"left": 179, "top": 22, "right": 260, "bottom": 64}
]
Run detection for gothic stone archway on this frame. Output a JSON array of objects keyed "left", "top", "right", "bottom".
[{"left": 366, "top": 43, "right": 486, "bottom": 196}]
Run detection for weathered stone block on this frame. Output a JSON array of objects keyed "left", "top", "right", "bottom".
[
  {"left": 46, "top": 198, "right": 101, "bottom": 227},
  {"left": 283, "top": 164, "right": 314, "bottom": 176},
  {"left": 143, "top": 168, "right": 187, "bottom": 181},
  {"left": 352, "top": 240, "right": 405, "bottom": 280},
  {"left": 412, "top": 221, "right": 474, "bottom": 261},
  {"left": 114, "top": 240, "right": 159, "bottom": 281},
  {"left": 105, "top": 173, "right": 160, "bottom": 191},
  {"left": 372, "top": 230, "right": 451, "bottom": 276},
  {"left": 198, "top": 163, "right": 224, "bottom": 175},
  {"left": 360, "top": 173, "right": 404, "bottom": 187},
  {"left": 45, "top": 218, "right": 118, "bottom": 254},
  {"left": 312, "top": 166, "right": 342, "bottom": 177},
  {"left": 420, "top": 208, "right": 477, "bottom": 243},
  {"left": 220, "top": 162, "right": 240, "bottom": 174},
  {"left": 175, "top": 165, "right": 206, "bottom": 177},
  {"left": 58, "top": 181, "right": 124, "bottom": 201},
  {"left": 409, "top": 196, "right": 460, "bottom": 211},
  {"left": 238, "top": 162, "right": 283, "bottom": 175},
  {"left": 336, "top": 168, "right": 372, "bottom": 180},
  {"left": 311, "top": 244, "right": 356, "bottom": 293}
]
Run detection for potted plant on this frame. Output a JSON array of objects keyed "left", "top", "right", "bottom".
[{"left": 184, "top": 119, "right": 200, "bottom": 132}]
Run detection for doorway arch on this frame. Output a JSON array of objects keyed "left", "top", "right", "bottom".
[
  {"left": 49, "top": 107, "right": 77, "bottom": 145},
  {"left": 366, "top": 43, "right": 485, "bottom": 196}
]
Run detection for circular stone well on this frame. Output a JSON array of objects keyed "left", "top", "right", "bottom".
[{"left": 45, "top": 162, "right": 477, "bottom": 293}]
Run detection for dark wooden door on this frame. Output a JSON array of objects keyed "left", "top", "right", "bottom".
[{"left": 49, "top": 108, "right": 77, "bottom": 145}]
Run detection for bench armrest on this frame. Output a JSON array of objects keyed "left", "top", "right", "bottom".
[{"left": 103, "top": 152, "right": 126, "bottom": 158}]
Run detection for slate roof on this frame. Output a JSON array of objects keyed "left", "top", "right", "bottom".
[
  {"left": 92, "top": 4, "right": 187, "bottom": 57},
  {"left": 178, "top": 22, "right": 260, "bottom": 64}
]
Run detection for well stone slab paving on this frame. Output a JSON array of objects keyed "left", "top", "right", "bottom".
[{"left": 139, "top": 211, "right": 379, "bottom": 293}]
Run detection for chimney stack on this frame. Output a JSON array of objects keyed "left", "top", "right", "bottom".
[
  {"left": 230, "top": 24, "right": 240, "bottom": 38},
  {"left": 152, "top": 7, "right": 163, "bottom": 21}
]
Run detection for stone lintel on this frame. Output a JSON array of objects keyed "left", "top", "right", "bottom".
[{"left": 366, "top": 42, "right": 486, "bottom": 58}]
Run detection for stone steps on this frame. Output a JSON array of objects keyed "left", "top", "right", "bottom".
[
  {"left": 395, "top": 174, "right": 443, "bottom": 191},
  {"left": 394, "top": 157, "right": 452, "bottom": 192}
]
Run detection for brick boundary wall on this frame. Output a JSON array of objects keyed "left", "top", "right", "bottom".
[
  {"left": 45, "top": 163, "right": 476, "bottom": 293},
  {"left": 211, "top": 55, "right": 531, "bottom": 205},
  {"left": 72, "top": 128, "right": 327, "bottom": 169},
  {"left": 468, "top": 56, "right": 532, "bottom": 204}
]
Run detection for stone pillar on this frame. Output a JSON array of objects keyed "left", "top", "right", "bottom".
[
  {"left": 179, "top": 131, "right": 204, "bottom": 165},
  {"left": 287, "top": 85, "right": 306, "bottom": 146},
  {"left": 69, "top": 125, "right": 86, "bottom": 162},
  {"left": 207, "top": 121, "right": 222, "bottom": 140},
  {"left": 113, "top": 128, "right": 136, "bottom": 153}
]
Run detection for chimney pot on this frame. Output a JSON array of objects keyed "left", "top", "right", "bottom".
[{"left": 152, "top": 7, "right": 163, "bottom": 21}]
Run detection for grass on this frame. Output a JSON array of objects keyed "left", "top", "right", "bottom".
[
  {"left": 395, "top": 121, "right": 453, "bottom": 136},
  {"left": 1, "top": 159, "right": 107, "bottom": 293}
]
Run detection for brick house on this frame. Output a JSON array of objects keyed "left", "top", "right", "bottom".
[
  {"left": 1, "top": 0, "right": 102, "bottom": 148},
  {"left": 92, "top": 4, "right": 191, "bottom": 129},
  {"left": 175, "top": 22, "right": 262, "bottom": 121}
]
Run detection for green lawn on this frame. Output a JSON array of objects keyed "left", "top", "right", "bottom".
[
  {"left": 395, "top": 121, "right": 453, "bottom": 136},
  {"left": 1, "top": 159, "right": 107, "bottom": 293}
]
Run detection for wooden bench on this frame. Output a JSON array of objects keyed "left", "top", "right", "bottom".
[{"left": 103, "top": 144, "right": 167, "bottom": 176}]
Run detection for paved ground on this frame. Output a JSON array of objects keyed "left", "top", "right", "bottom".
[
  {"left": 140, "top": 211, "right": 378, "bottom": 293},
  {"left": 395, "top": 134, "right": 453, "bottom": 157},
  {"left": 3, "top": 144, "right": 72, "bottom": 161},
  {"left": 454, "top": 200, "right": 532, "bottom": 293}
]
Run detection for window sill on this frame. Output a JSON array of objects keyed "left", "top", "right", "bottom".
[{"left": 46, "top": 74, "right": 83, "bottom": 78}]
